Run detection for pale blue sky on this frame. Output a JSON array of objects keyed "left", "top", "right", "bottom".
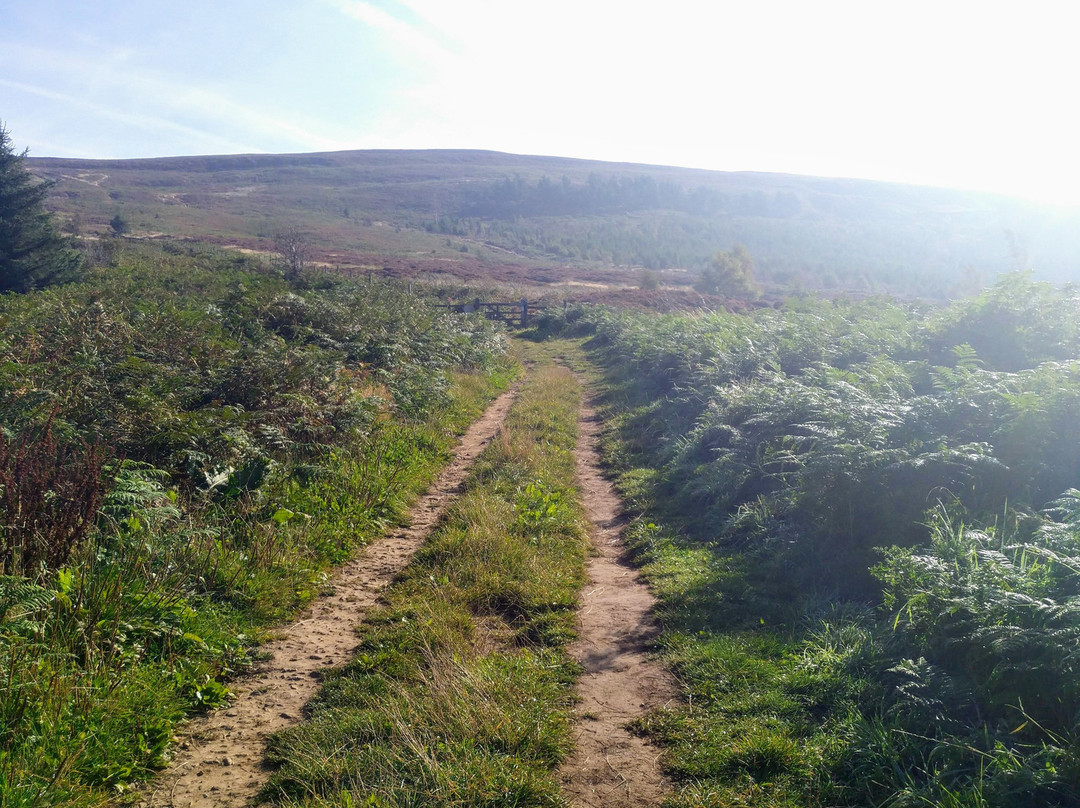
[{"left": 3, "top": 1, "right": 1079, "bottom": 204}]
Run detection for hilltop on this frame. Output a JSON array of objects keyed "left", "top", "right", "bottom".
[{"left": 29, "top": 148, "right": 1080, "bottom": 298}]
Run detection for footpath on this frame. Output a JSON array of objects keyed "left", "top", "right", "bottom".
[
  {"left": 559, "top": 394, "right": 676, "bottom": 807},
  {"left": 136, "top": 388, "right": 519, "bottom": 808},
  {"left": 137, "top": 360, "right": 676, "bottom": 807}
]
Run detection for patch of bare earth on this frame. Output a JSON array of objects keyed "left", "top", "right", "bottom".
[
  {"left": 559, "top": 400, "right": 678, "bottom": 808},
  {"left": 134, "top": 387, "right": 518, "bottom": 808}
]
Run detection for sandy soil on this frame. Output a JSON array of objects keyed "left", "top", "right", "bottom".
[
  {"left": 559, "top": 400, "right": 678, "bottom": 807},
  {"left": 133, "top": 387, "right": 518, "bottom": 808}
]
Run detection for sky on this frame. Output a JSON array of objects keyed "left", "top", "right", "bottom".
[{"left": 3, "top": 0, "right": 1080, "bottom": 204}]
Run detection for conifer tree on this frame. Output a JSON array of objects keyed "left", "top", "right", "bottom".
[{"left": 0, "top": 123, "right": 82, "bottom": 292}]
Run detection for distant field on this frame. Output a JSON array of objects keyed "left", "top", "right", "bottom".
[{"left": 29, "top": 148, "right": 1080, "bottom": 300}]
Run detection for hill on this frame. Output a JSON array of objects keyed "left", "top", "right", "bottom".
[{"left": 29, "top": 148, "right": 1080, "bottom": 297}]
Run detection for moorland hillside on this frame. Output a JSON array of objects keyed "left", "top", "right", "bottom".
[{"left": 31, "top": 149, "right": 1080, "bottom": 298}]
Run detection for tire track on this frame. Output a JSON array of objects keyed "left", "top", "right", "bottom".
[
  {"left": 560, "top": 398, "right": 677, "bottom": 808},
  {"left": 134, "top": 386, "right": 519, "bottom": 808}
]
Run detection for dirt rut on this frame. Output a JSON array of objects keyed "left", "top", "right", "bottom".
[
  {"left": 559, "top": 400, "right": 677, "bottom": 808},
  {"left": 135, "top": 387, "right": 518, "bottom": 808}
]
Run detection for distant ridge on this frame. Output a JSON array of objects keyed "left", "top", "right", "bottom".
[{"left": 29, "top": 148, "right": 1080, "bottom": 297}]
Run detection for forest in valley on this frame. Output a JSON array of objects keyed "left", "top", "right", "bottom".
[{"left": 4, "top": 122, "right": 1080, "bottom": 807}]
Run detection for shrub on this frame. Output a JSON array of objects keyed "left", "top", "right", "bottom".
[{"left": 0, "top": 420, "right": 109, "bottom": 578}]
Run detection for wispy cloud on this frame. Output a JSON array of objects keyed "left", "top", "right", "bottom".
[
  {"left": 0, "top": 42, "right": 352, "bottom": 155},
  {"left": 6, "top": 0, "right": 1080, "bottom": 201},
  {"left": 329, "top": 0, "right": 456, "bottom": 69},
  {"left": 0, "top": 78, "right": 257, "bottom": 154}
]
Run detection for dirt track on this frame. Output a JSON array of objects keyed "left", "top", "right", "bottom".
[
  {"left": 134, "top": 387, "right": 518, "bottom": 808},
  {"left": 560, "top": 399, "right": 676, "bottom": 807}
]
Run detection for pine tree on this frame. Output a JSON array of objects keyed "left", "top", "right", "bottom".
[{"left": 0, "top": 123, "right": 82, "bottom": 292}]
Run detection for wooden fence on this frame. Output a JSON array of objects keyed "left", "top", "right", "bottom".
[{"left": 437, "top": 298, "right": 546, "bottom": 328}]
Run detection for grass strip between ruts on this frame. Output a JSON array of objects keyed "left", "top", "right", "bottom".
[{"left": 262, "top": 361, "right": 588, "bottom": 808}]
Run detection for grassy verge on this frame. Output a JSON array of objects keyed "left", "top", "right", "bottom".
[
  {"left": 594, "top": 385, "right": 867, "bottom": 808},
  {"left": 569, "top": 288, "right": 1080, "bottom": 807},
  {"left": 0, "top": 242, "right": 516, "bottom": 806},
  {"left": 0, "top": 369, "right": 513, "bottom": 808},
  {"left": 262, "top": 361, "right": 588, "bottom": 807},
  {"left": 622, "top": 528, "right": 863, "bottom": 807}
]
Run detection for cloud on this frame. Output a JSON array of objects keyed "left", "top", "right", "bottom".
[
  {"left": 0, "top": 78, "right": 257, "bottom": 154},
  {"left": 0, "top": 42, "right": 351, "bottom": 155},
  {"left": 7, "top": 0, "right": 1080, "bottom": 202},
  {"left": 329, "top": 0, "right": 456, "bottom": 70}
]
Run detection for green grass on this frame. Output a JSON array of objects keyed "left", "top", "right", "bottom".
[
  {"left": 262, "top": 361, "right": 588, "bottom": 807},
  {"left": 627, "top": 615, "right": 875, "bottom": 806},
  {"left": 564, "top": 289, "right": 1080, "bottom": 807},
  {"left": 0, "top": 369, "right": 513, "bottom": 807},
  {"left": 0, "top": 241, "right": 515, "bottom": 806}
]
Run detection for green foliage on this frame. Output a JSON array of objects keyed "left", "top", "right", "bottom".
[
  {"left": 580, "top": 278, "right": 1080, "bottom": 591},
  {"left": 0, "top": 240, "right": 511, "bottom": 804},
  {"left": 0, "top": 241, "right": 506, "bottom": 482},
  {"left": 0, "top": 124, "right": 83, "bottom": 292},
  {"left": 108, "top": 214, "right": 128, "bottom": 236},
  {"left": 838, "top": 500, "right": 1080, "bottom": 807},
  {"left": 694, "top": 243, "right": 759, "bottom": 297},
  {"left": 927, "top": 271, "right": 1080, "bottom": 370},
  {"left": 875, "top": 502, "right": 1080, "bottom": 729},
  {"left": 638, "top": 268, "right": 661, "bottom": 290},
  {"left": 571, "top": 276, "right": 1080, "bottom": 806},
  {"left": 263, "top": 364, "right": 587, "bottom": 807}
]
